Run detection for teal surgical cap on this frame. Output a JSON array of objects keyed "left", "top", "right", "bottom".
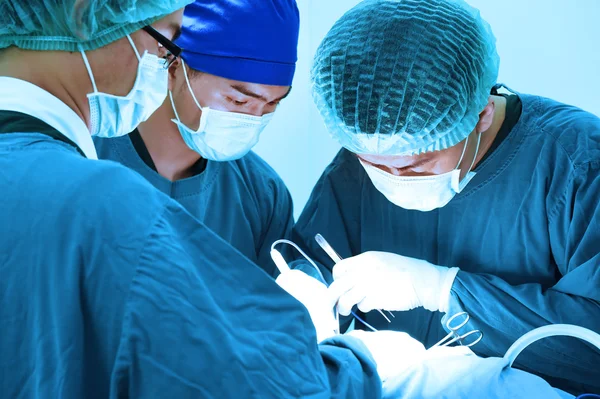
[
  {"left": 0, "top": 0, "right": 193, "bottom": 51},
  {"left": 311, "top": 0, "right": 500, "bottom": 156}
]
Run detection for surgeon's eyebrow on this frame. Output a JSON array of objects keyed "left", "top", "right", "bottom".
[
  {"left": 170, "top": 24, "right": 182, "bottom": 42},
  {"left": 394, "top": 157, "right": 434, "bottom": 171},
  {"left": 231, "top": 85, "right": 292, "bottom": 103}
]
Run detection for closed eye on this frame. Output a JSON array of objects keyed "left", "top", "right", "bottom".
[{"left": 227, "top": 97, "right": 247, "bottom": 106}]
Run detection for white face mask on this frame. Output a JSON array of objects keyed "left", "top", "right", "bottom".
[
  {"left": 81, "top": 35, "right": 168, "bottom": 138},
  {"left": 360, "top": 133, "right": 481, "bottom": 212},
  {"left": 170, "top": 60, "right": 274, "bottom": 161}
]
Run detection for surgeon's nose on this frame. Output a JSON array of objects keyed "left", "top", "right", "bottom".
[{"left": 242, "top": 103, "right": 265, "bottom": 117}]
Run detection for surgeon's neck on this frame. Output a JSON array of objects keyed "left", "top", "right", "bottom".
[
  {"left": 0, "top": 48, "right": 93, "bottom": 128},
  {"left": 136, "top": 99, "right": 202, "bottom": 181}
]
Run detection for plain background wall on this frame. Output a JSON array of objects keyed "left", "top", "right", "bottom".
[{"left": 253, "top": 0, "right": 600, "bottom": 219}]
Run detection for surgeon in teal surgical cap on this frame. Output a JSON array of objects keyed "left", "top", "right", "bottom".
[{"left": 290, "top": 0, "right": 600, "bottom": 395}]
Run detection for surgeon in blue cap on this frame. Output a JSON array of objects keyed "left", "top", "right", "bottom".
[{"left": 94, "top": 0, "right": 297, "bottom": 275}]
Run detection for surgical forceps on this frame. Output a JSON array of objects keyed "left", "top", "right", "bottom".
[{"left": 431, "top": 311, "right": 483, "bottom": 348}]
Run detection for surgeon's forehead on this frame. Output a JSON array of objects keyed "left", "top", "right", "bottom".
[{"left": 152, "top": 9, "right": 184, "bottom": 40}]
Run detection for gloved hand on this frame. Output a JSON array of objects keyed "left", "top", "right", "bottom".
[
  {"left": 346, "top": 329, "right": 426, "bottom": 382},
  {"left": 328, "top": 251, "right": 459, "bottom": 315},
  {"left": 276, "top": 269, "right": 339, "bottom": 343}
]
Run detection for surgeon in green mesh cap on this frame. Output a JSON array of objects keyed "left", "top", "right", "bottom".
[
  {"left": 292, "top": 0, "right": 600, "bottom": 394},
  {"left": 0, "top": 1, "right": 395, "bottom": 398}
]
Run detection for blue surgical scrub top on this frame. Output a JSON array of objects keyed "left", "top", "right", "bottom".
[
  {"left": 293, "top": 92, "right": 600, "bottom": 395},
  {"left": 0, "top": 107, "right": 382, "bottom": 398},
  {"left": 93, "top": 132, "right": 293, "bottom": 277}
]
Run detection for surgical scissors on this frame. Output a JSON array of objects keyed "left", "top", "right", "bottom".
[
  {"left": 315, "top": 234, "right": 395, "bottom": 324},
  {"left": 430, "top": 311, "right": 483, "bottom": 348}
]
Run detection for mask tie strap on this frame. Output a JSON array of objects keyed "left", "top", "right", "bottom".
[{"left": 79, "top": 45, "right": 98, "bottom": 94}]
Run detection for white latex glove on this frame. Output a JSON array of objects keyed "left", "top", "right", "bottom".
[
  {"left": 346, "top": 330, "right": 426, "bottom": 382},
  {"left": 328, "top": 251, "right": 459, "bottom": 315},
  {"left": 276, "top": 270, "right": 339, "bottom": 343}
]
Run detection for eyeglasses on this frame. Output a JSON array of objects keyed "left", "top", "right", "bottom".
[{"left": 142, "top": 26, "right": 182, "bottom": 69}]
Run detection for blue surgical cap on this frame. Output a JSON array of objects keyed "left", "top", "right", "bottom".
[
  {"left": 176, "top": 0, "right": 300, "bottom": 86},
  {"left": 311, "top": 0, "right": 500, "bottom": 156},
  {"left": 0, "top": 0, "right": 193, "bottom": 51}
]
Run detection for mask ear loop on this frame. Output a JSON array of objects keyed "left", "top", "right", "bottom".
[
  {"left": 454, "top": 134, "right": 471, "bottom": 169},
  {"left": 181, "top": 60, "right": 203, "bottom": 111},
  {"left": 81, "top": 34, "right": 141, "bottom": 96},
  {"left": 455, "top": 132, "right": 482, "bottom": 191},
  {"left": 126, "top": 35, "right": 142, "bottom": 61},
  {"left": 180, "top": 60, "right": 208, "bottom": 132},
  {"left": 79, "top": 45, "right": 98, "bottom": 94},
  {"left": 168, "top": 91, "right": 182, "bottom": 122},
  {"left": 467, "top": 132, "right": 482, "bottom": 173}
]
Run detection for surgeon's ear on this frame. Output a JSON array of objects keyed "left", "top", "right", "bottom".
[
  {"left": 476, "top": 97, "right": 496, "bottom": 133},
  {"left": 167, "top": 58, "right": 181, "bottom": 91},
  {"left": 71, "top": 0, "right": 92, "bottom": 40}
]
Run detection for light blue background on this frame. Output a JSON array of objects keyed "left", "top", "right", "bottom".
[{"left": 253, "top": 0, "right": 600, "bottom": 219}]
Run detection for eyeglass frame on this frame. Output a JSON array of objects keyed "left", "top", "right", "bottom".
[{"left": 142, "top": 25, "right": 182, "bottom": 69}]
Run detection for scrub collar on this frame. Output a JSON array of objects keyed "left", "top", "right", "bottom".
[{"left": 0, "top": 77, "right": 97, "bottom": 159}]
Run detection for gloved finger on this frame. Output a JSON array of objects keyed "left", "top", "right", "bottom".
[
  {"left": 345, "top": 329, "right": 369, "bottom": 339},
  {"left": 276, "top": 270, "right": 327, "bottom": 301},
  {"left": 332, "top": 253, "right": 372, "bottom": 280},
  {"left": 327, "top": 274, "right": 357, "bottom": 306},
  {"left": 275, "top": 270, "right": 293, "bottom": 290},
  {"left": 275, "top": 269, "right": 307, "bottom": 290},
  {"left": 356, "top": 295, "right": 378, "bottom": 314},
  {"left": 323, "top": 286, "right": 342, "bottom": 311},
  {"left": 337, "top": 284, "right": 368, "bottom": 316}
]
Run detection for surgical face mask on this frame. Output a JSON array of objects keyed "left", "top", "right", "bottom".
[
  {"left": 169, "top": 60, "right": 274, "bottom": 161},
  {"left": 80, "top": 35, "right": 168, "bottom": 138},
  {"left": 360, "top": 133, "right": 482, "bottom": 212}
]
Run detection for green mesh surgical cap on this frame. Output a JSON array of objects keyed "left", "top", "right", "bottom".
[
  {"left": 311, "top": 0, "right": 500, "bottom": 156},
  {"left": 0, "top": 0, "right": 193, "bottom": 51}
]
